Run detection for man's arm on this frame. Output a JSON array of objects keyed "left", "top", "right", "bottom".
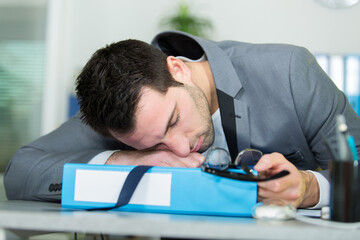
[
  {"left": 289, "top": 47, "right": 360, "bottom": 171},
  {"left": 4, "top": 113, "right": 120, "bottom": 201},
  {"left": 106, "top": 150, "right": 204, "bottom": 168},
  {"left": 4, "top": 113, "right": 205, "bottom": 201},
  {"left": 255, "top": 46, "right": 360, "bottom": 208},
  {"left": 290, "top": 47, "right": 360, "bottom": 207}
]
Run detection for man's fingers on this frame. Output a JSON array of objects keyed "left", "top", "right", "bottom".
[
  {"left": 257, "top": 177, "right": 292, "bottom": 195},
  {"left": 257, "top": 174, "right": 292, "bottom": 191},
  {"left": 258, "top": 181, "right": 291, "bottom": 198},
  {"left": 154, "top": 151, "right": 205, "bottom": 168},
  {"left": 181, "top": 153, "right": 205, "bottom": 168},
  {"left": 258, "top": 185, "right": 300, "bottom": 203},
  {"left": 253, "top": 154, "right": 272, "bottom": 171},
  {"left": 254, "top": 152, "right": 286, "bottom": 172}
]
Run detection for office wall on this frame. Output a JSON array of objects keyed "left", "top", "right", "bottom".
[{"left": 43, "top": 0, "right": 360, "bottom": 133}]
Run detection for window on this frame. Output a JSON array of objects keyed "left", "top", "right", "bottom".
[{"left": 0, "top": 5, "right": 47, "bottom": 172}]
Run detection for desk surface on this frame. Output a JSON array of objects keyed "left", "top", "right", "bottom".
[{"left": 0, "top": 200, "right": 359, "bottom": 240}]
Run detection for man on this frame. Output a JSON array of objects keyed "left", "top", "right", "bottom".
[{"left": 4, "top": 31, "right": 360, "bottom": 208}]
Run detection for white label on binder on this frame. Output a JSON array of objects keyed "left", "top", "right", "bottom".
[{"left": 74, "top": 170, "right": 172, "bottom": 206}]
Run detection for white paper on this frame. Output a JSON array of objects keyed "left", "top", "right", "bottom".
[{"left": 74, "top": 169, "right": 172, "bottom": 206}]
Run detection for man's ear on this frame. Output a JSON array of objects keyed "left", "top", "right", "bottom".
[{"left": 166, "top": 56, "right": 192, "bottom": 84}]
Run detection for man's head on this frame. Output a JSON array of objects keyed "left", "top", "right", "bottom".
[
  {"left": 76, "top": 39, "right": 214, "bottom": 156},
  {"left": 76, "top": 39, "right": 182, "bottom": 137}
]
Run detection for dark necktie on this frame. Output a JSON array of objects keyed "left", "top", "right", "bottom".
[{"left": 216, "top": 89, "right": 238, "bottom": 161}]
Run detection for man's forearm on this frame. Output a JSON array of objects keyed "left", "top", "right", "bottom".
[
  {"left": 106, "top": 150, "right": 137, "bottom": 165},
  {"left": 106, "top": 150, "right": 205, "bottom": 168}
]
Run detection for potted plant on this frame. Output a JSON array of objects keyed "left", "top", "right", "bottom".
[{"left": 159, "top": 2, "right": 213, "bottom": 38}]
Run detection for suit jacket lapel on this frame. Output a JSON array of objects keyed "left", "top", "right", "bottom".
[{"left": 197, "top": 39, "right": 251, "bottom": 154}]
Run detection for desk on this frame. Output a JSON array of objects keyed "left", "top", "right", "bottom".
[{"left": 0, "top": 200, "right": 359, "bottom": 240}]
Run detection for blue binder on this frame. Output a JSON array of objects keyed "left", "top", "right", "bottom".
[{"left": 61, "top": 163, "right": 257, "bottom": 217}]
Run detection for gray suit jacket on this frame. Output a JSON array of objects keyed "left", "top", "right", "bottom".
[
  {"left": 152, "top": 31, "right": 360, "bottom": 169},
  {"left": 5, "top": 31, "right": 360, "bottom": 201}
]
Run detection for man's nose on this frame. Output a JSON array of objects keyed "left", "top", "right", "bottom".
[{"left": 163, "top": 133, "right": 190, "bottom": 157}]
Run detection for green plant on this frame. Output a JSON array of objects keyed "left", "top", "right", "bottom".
[{"left": 159, "top": 2, "right": 213, "bottom": 38}]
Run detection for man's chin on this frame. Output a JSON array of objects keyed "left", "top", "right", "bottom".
[{"left": 197, "top": 123, "right": 214, "bottom": 153}]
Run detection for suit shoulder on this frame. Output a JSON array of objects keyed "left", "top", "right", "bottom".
[{"left": 217, "top": 40, "right": 309, "bottom": 59}]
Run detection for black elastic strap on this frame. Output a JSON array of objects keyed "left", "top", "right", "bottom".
[
  {"left": 87, "top": 165, "right": 153, "bottom": 211},
  {"left": 216, "top": 89, "right": 238, "bottom": 161}
]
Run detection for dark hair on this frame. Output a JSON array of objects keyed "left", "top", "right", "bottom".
[{"left": 75, "top": 39, "right": 182, "bottom": 137}]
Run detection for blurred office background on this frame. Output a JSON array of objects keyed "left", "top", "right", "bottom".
[{"left": 0, "top": 0, "right": 360, "bottom": 180}]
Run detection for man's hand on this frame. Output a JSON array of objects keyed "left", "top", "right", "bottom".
[
  {"left": 106, "top": 150, "right": 205, "bottom": 168},
  {"left": 254, "top": 152, "right": 320, "bottom": 208}
]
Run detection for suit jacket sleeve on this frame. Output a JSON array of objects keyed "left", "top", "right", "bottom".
[
  {"left": 3, "top": 112, "right": 123, "bottom": 202},
  {"left": 289, "top": 46, "right": 360, "bottom": 179}
]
